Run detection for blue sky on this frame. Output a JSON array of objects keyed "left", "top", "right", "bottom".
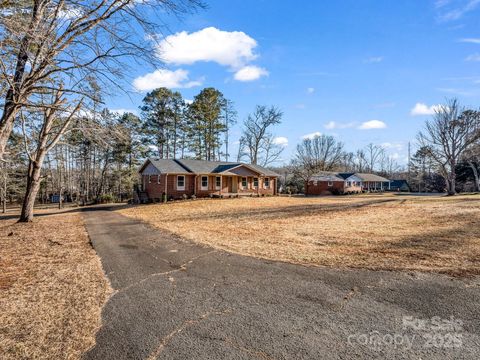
[{"left": 108, "top": 0, "right": 480, "bottom": 165}]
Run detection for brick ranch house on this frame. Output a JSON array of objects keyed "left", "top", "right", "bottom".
[
  {"left": 138, "top": 158, "right": 279, "bottom": 201},
  {"left": 306, "top": 172, "right": 391, "bottom": 195}
]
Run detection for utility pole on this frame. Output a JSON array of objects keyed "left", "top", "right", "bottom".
[
  {"left": 407, "top": 141, "right": 411, "bottom": 185},
  {"left": 224, "top": 99, "right": 231, "bottom": 162}
]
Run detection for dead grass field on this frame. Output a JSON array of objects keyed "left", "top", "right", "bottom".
[
  {"left": 120, "top": 194, "right": 480, "bottom": 277},
  {"left": 0, "top": 210, "right": 111, "bottom": 360}
]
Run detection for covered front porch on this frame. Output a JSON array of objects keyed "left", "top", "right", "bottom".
[
  {"left": 194, "top": 172, "right": 276, "bottom": 197},
  {"left": 361, "top": 181, "right": 391, "bottom": 192},
  {"left": 190, "top": 163, "right": 277, "bottom": 197}
]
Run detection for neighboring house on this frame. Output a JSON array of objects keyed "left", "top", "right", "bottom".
[
  {"left": 388, "top": 179, "right": 411, "bottom": 192},
  {"left": 306, "top": 171, "right": 391, "bottom": 195},
  {"left": 138, "top": 158, "right": 279, "bottom": 201}
]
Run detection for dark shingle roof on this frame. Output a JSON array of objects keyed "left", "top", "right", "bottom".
[
  {"left": 176, "top": 159, "right": 238, "bottom": 174},
  {"left": 354, "top": 173, "right": 390, "bottom": 182},
  {"left": 337, "top": 172, "right": 355, "bottom": 180},
  {"left": 140, "top": 158, "right": 279, "bottom": 177},
  {"left": 146, "top": 159, "right": 191, "bottom": 174},
  {"left": 245, "top": 163, "right": 280, "bottom": 177},
  {"left": 314, "top": 172, "right": 390, "bottom": 182},
  {"left": 310, "top": 171, "right": 345, "bottom": 181}
]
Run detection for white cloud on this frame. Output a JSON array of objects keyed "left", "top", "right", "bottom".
[
  {"left": 301, "top": 131, "right": 322, "bottom": 140},
  {"left": 307, "top": 87, "right": 315, "bottom": 94},
  {"left": 364, "top": 56, "right": 384, "bottom": 63},
  {"left": 133, "top": 69, "right": 203, "bottom": 91},
  {"left": 324, "top": 121, "right": 356, "bottom": 130},
  {"left": 111, "top": 108, "right": 138, "bottom": 116},
  {"left": 459, "top": 37, "right": 480, "bottom": 44},
  {"left": 324, "top": 121, "right": 336, "bottom": 130},
  {"left": 184, "top": 99, "right": 193, "bottom": 105},
  {"left": 233, "top": 65, "right": 268, "bottom": 81},
  {"left": 295, "top": 103, "right": 306, "bottom": 109},
  {"left": 60, "top": 7, "right": 83, "bottom": 19},
  {"left": 437, "top": 0, "right": 480, "bottom": 21},
  {"left": 435, "top": 0, "right": 451, "bottom": 8},
  {"left": 272, "top": 136, "right": 288, "bottom": 147},
  {"left": 156, "top": 27, "right": 258, "bottom": 68},
  {"left": 153, "top": 27, "right": 268, "bottom": 82},
  {"left": 410, "top": 102, "right": 443, "bottom": 116},
  {"left": 466, "top": 53, "right": 480, "bottom": 61},
  {"left": 381, "top": 142, "right": 404, "bottom": 151},
  {"left": 358, "top": 120, "right": 387, "bottom": 130}
]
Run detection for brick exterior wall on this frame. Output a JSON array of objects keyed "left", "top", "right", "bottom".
[
  {"left": 142, "top": 173, "right": 276, "bottom": 200},
  {"left": 143, "top": 174, "right": 195, "bottom": 200},
  {"left": 305, "top": 180, "right": 345, "bottom": 195},
  {"left": 305, "top": 180, "right": 362, "bottom": 195}
]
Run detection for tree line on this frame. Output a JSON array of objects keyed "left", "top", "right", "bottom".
[
  {"left": 0, "top": 81, "right": 285, "bottom": 220},
  {"left": 1, "top": 2, "right": 479, "bottom": 223},
  {"left": 282, "top": 99, "right": 480, "bottom": 195},
  {"left": 0, "top": 0, "right": 205, "bottom": 221},
  {"left": 284, "top": 135, "right": 402, "bottom": 194}
]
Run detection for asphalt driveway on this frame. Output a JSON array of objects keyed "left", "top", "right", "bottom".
[{"left": 82, "top": 207, "right": 480, "bottom": 360}]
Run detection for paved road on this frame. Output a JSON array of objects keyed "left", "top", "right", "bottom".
[{"left": 82, "top": 208, "right": 480, "bottom": 360}]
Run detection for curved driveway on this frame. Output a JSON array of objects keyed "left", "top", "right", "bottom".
[{"left": 82, "top": 208, "right": 480, "bottom": 360}]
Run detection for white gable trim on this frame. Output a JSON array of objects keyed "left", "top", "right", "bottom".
[{"left": 219, "top": 163, "right": 263, "bottom": 176}]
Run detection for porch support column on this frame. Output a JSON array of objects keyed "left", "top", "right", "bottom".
[{"left": 164, "top": 174, "right": 168, "bottom": 203}]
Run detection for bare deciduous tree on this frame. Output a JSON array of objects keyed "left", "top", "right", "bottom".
[
  {"left": 364, "top": 143, "right": 385, "bottom": 172},
  {"left": 289, "top": 134, "right": 345, "bottom": 193},
  {"left": 417, "top": 99, "right": 480, "bottom": 195},
  {"left": 0, "top": 0, "right": 203, "bottom": 160},
  {"left": 462, "top": 143, "right": 480, "bottom": 192},
  {"left": 19, "top": 88, "right": 82, "bottom": 222},
  {"left": 238, "top": 105, "right": 283, "bottom": 165}
]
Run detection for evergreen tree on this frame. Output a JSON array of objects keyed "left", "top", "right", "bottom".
[
  {"left": 140, "top": 88, "right": 184, "bottom": 159},
  {"left": 187, "top": 88, "right": 227, "bottom": 161}
]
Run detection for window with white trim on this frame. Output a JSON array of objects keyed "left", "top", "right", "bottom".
[
  {"left": 215, "top": 176, "right": 221, "bottom": 189},
  {"left": 253, "top": 178, "right": 259, "bottom": 188},
  {"left": 201, "top": 176, "right": 208, "bottom": 190},
  {"left": 148, "top": 175, "right": 151, "bottom": 183},
  {"left": 264, "top": 177, "right": 270, "bottom": 188},
  {"left": 177, "top": 175, "right": 185, "bottom": 191},
  {"left": 241, "top": 177, "right": 247, "bottom": 189},
  {"left": 328, "top": 181, "right": 333, "bottom": 187},
  {"left": 157, "top": 175, "right": 161, "bottom": 184}
]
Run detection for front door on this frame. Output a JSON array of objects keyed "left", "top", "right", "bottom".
[{"left": 231, "top": 177, "right": 238, "bottom": 193}]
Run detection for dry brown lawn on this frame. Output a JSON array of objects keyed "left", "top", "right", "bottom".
[
  {"left": 120, "top": 194, "right": 480, "bottom": 276},
  {"left": 0, "top": 209, "right": 111, "bottom": 360}
]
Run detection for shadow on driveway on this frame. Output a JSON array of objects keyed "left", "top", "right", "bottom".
[{"left": 82, "top": 207, "right": 480, "bottom": 360}]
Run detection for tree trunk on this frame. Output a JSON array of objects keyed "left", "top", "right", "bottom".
[
  {"left": 447, "top": 161, "right": 457, "bottom": 195},
  {"left": 0, "top": 106, "right": 19, "bottom": 159},
  {"left": 446, "top": 175, "right": 456, "bottom": 195},
  {"left": 19, "top": 160, "right": 43, "bottom": 222},
  {"left": 0, "top": 1, "right": 44, "bottom": 159},
  {"left": 468, "top": 161, "right": 480, "bottom": 192}
]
